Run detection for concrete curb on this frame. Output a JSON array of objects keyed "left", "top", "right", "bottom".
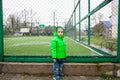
[{"left": 0, "top": 62, "right": 118, "bottom": 76}]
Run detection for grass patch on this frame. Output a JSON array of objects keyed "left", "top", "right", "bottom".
[
  {"left": 100, "top": 74, "right": 114, "bottom": 79},
  {"left": 4, "top": 36, "right": 52, "bottom": 56},
  {"left": 66, "top": 38, "right": 98, "bottom": 56},
  {"left": 81, "top": 36, "right": 117, "bottom": 51},
  {"left": 4, "top": 36, "right": 99, "bottom": 56}
]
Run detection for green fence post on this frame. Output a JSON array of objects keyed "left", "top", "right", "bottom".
[
  {"left": 117, "top": 0, "right": 120, "bottom": 63},
  {"left": 74, "top": 0, "right": 76, "bottom": 40},
  {"left": 79, "top": 0, "right": 81, "bottom": 41},
  {"left": 88, "top": 0, "right": 90, "bottom": 45},
  {"left": 0, "top": 0, "right": 3, "bottom": 61},
  {"left": 72, "top": 16, "right": 73, "bottom": 39}
]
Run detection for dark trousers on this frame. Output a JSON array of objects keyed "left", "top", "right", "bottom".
[{"left": 53, "top": 59, "right": 65, "bottom": 77}]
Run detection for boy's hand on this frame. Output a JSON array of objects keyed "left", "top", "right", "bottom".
[{"left": 53, "top": 59, "right": 56, "bottom": 62}]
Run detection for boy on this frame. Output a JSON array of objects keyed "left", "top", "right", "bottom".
[{"left": 51, "top": 26, "right": 66, "bottom": 80}]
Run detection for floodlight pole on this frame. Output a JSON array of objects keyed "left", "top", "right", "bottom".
[
  {"left": 53, "top": 11, "right": 55, "bottom": 28},
  {"left": 79, "top": 0, "right": 81, "bottom": 41},
  {"left": 0, "top": 0, "right": 3, "bottom": 61}
]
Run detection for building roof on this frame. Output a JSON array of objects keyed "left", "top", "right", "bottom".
[{"left": 100, "top": 21, "right": 111, "bottom": 28}]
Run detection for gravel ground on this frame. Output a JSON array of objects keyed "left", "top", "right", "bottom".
[{"left": 0, "top": 73, "right": 120, "bottom": 80}]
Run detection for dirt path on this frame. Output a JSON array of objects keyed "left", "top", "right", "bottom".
[{"left": 0, "top": 73, "right": 120, "bottom": 80}]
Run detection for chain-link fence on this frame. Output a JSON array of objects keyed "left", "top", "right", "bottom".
[
  {"left": 65, "top": 0, "right": 118, "bottom": 57},
  {"left": 3, "top": 0, "right": 55, "bottom": 57},
  {"left": 0, "top": 0, "right": 120, "bottom": 62},
  {"left": 2, "top": 0, "right": 75, "bottom": 62}
]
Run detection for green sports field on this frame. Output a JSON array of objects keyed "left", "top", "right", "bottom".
[{"left": 4, "top": 36, "right": 101, "bottom": 56}]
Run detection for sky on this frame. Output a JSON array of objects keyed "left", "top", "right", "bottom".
[
  {"left": 3, "top": 0, "right": 112, "bottom": 27},
  {"left": 3, "top": 0, "right": 74, "bottom": 26}
]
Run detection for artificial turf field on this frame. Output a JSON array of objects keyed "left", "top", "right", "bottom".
[{"left": 4, "top": 36, "right": 101, "bottom": 56}]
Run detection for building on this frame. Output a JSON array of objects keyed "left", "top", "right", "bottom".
[
  {"left": 100, "top": 21, "right": 112, "bottom": 38},
  {"left": 110, "top": 0, "right": 118, "bottom": 39}
]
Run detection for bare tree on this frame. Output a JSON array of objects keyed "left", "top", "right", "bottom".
[
  {"left": 8, "top": 15, "right": 16, "bottom": 34},
  {"left": 29, "top": 9, "right": 36, "bottom": 28},
  {"left": 28, "top": 9, "right": 36, "bottom": 33},
  {"left": 92, "top": 22, "right": 106, "bottom": 36},
  {"left": 3, "top": 14, "right": 10, "bottom": 35},
  {"left": 14, "top": 13, "right": 21, "bottom": 31},
  {"left": 21, "top": 9, "right": 29, "bottom": 28}
]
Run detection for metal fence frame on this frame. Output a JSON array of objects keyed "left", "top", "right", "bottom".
[
  {"left": 0, "top": 0, "right": 120, "bottom": 63},
  {"left": 65, "top": 0, "right": 120, "bottom": 63}
]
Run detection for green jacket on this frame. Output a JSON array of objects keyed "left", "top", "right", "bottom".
[{"left": 50, "top": 26, "right": 66, "bottom": 59}]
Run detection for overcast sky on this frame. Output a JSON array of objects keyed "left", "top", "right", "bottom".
[
  {"left": 3, "top": 0, "right": 74, "bottom": 26},
  {"left": 3, "top": 0, "right": 111, "bottom": 27}
]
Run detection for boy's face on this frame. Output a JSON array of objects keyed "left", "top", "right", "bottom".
[{"left": 57, "top": 28, "right": 63, "bottom": 37}]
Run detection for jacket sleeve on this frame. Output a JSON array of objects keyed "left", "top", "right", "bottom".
[
  {"left": 51, "top": 39, "right": 57, "bottom": 58},
  {"left": 64, "top": 40, "right": 67, "bottom": 56}
]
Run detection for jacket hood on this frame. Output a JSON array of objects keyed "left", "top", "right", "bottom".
[{"left": 54, "top": 26, "right": 65, "bottom": 38}]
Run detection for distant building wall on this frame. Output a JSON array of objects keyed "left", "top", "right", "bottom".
[{"left": 111, "top": 0, "right": 118, "bottom": 39}]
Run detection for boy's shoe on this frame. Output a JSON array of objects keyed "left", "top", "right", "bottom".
[
  {"left": 53, "top": 77, "right": 61, "bottom": 80},
  {"left": 59, "top": 73, "right": 65, "bottom": 77}
]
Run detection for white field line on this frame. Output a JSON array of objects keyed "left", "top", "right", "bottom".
[
  {"left": 66, "top": 37, "right": 103, "bottom": 56},
  {"left": 8, "top": 42, "right": 50, "bottom": 47}
]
